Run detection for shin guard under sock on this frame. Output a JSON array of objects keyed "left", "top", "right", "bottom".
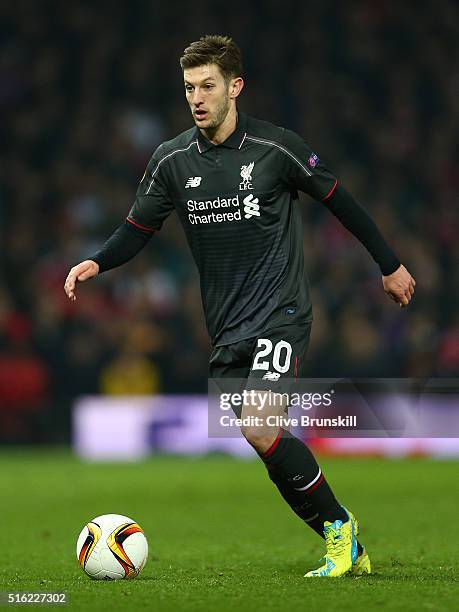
[
  {"left": 261, "top": 430, "right": 348, "bottom": 524},
  {"left": 263, "top": 432, "right": 364, "bottom": 554}
]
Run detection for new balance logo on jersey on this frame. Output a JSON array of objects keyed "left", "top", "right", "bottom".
[
  {"left": 239, "top": 162, "right": 254, "bottom": 190},
  {"left": 243, "top": 194, "right": 260, "bottom": 219},
  {"left": 262, "top": 371, "right": 281, "bottom": 381},
  {"left": 185, "top": 177, "right": 202, "bottom": 188}
]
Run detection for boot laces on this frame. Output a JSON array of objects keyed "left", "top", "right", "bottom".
[{"left": 324, "top": 523, "right": 346, "bottom": 559}]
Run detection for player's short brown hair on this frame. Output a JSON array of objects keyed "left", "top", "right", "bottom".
[{"left": 180, "top": 35, "right": 243, "bottom": 82}]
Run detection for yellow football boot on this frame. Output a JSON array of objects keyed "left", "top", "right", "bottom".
[
  {"left": 349, "top": 547, "right": 372, "bottom": 576},
  {"left": 305, "top": 508, "right": 359, "bottom": 578}
]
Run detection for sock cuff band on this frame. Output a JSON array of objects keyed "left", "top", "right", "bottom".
[
  {"left": 293, "top": 469, "right": 323, "bottom": 493},
  {"left": 262, "top": 428, "right": 284, "bottom": 459}
]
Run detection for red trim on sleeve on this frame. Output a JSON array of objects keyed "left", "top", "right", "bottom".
[
  {"left": 126, "top": 217, "right": 156, "bottom": 233},
  {"left": 322, "top": 179, "right": 338, "bottom": 202}
]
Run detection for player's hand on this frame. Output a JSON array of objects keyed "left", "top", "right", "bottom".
[
  {"left": 382, "top": 264, "right": 416, "bottom": 308},
  {"left": 64, "top": 260, "right": 99, "bottom": 301}
]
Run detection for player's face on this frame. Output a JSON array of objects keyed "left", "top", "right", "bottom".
[{"left": 184, "top": 64, "right": 233, "bottom": 130}]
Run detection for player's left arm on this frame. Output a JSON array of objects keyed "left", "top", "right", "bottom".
[{"left": 281, "top": 129, "right": 416, "bottom": 307}]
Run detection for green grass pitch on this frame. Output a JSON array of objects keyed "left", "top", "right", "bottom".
[{"left": 1, "top": 450, "right": 458, "bottom": 611}]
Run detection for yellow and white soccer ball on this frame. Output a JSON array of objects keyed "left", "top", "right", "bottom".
[{"left": 76, "top": 514, "right": 148, "bottom": 580}]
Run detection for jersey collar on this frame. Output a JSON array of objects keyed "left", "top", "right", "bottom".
[{"left": 195, "top": 111, "right": 247, "bottom": 153}]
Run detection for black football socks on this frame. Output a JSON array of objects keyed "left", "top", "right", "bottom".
[
  {"left": 260, "top": 429, "right": 347, "bottom": 522},
  {"left": 261, "top": 430, "right": 364, "bottom": 555},
  {"left": 266, "top": 464, "right": 331, "bottom": 537}
]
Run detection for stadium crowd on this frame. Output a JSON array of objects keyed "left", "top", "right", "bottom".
[{"left": 1, "top": 1, "right": 458, "bottom": 441}]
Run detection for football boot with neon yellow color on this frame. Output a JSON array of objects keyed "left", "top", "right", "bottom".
[
  {"left": 349, "top": 510, "right": 371, "bottom": 576},
  {"left": 305, "top": 508, "right": 358, "bottom": 577},
  {"left": 349, "top": 546, "right": 372, "bottom": 576}
]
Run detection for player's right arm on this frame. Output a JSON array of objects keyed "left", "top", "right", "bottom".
[{"left": 64, "top": 145, "right": 174, "bottom": 301}]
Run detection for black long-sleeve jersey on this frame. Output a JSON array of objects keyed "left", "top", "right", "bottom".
[{"left": 92, "top": 112, "right": 399, "bottom": 346}]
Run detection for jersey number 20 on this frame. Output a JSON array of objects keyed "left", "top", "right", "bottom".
[{"left": 252, "top": 339, "right": 292, "bottom": 373}]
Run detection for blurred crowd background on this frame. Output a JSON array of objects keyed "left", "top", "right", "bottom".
[{"left": 1, "top": 0, "right": 458, "bottom": 442}]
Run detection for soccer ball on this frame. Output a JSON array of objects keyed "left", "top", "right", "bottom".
[{"left": 76, "top": 514, "right": 148, "bottom": 580}]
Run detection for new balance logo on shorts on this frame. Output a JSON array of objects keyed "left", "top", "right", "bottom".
[
  {"left": 262, "top": 371, "right": 281, "bottom": 381},
  {"left": 185, "top": 176, "right": 202, "bottom": 188}
]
